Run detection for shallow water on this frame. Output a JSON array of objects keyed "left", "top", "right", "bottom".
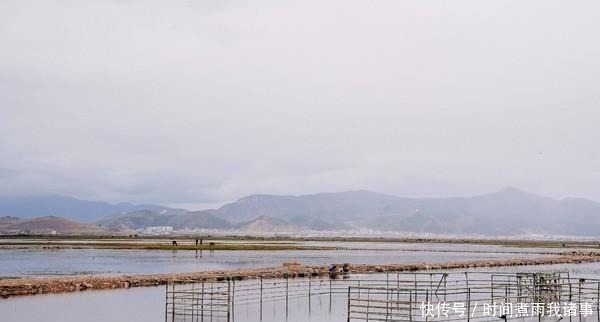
[
  {"left": 0, "top": 285, "right": 353, "bottom": 322},
  {"left": 1, "top": 286, "right": 165, "bottom": 322},
  {"left": 4, "top": 263, "right": 600, "bottom": 322},
  {"left": 0, "top": 241, "right": 591, "bottom": 322},
  {"left": 0, "top": 243, "right": 552, "bottom": 277}
]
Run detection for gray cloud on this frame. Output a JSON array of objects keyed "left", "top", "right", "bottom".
[{"left": 1, "top": 0, "right": 600, "bottom": 208}]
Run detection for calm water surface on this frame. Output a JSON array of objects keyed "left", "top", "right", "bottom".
[
  {"left": 0, "top": 241, "right": 556, "bottom": 277},
  {"left": 4, "top": 263, "right": 600, "bottom": 322},
  {"left": 0, "top": 241, "right": 591, "bottom": 322}
]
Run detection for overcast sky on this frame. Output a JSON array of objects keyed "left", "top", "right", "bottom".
[{"left": 1, "top": 0, "right": 599, "bottom": 209}]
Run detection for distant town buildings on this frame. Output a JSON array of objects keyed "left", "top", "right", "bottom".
[{"left": 142, "top": 226, "right": 173, "bottom": 235}]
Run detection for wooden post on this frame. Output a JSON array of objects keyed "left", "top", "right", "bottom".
[
  {"left": 259, "top": 277, "right": 263, "bottom": 321},
  {"left": 569, "top": 281, "right": 573, "bottom": 301},
  {"left": 227, "top": 281, "right": 231, "bottom": 322},
  {"left": 491, "top": 275, "right": 495, "bottom": 303},
  {"left": 164, "top": 283, "right": 168, "bottom": 322},
  {"left": 579, "top": 280, "right": 582, "bottom": 322},
  {"left": 569, "top": 282, "right": 573, "bottom": 322},
  {"left": 183, "top": 283, "right": 187, "bottom": 322},
  {"left": 430, "top": 274, "right": 433, "bottom": 295},
  {"left": 444, "top": 274, "right": 447, "bottom": 302},
  {"left": 387, "top": 272, "right": 390, "bottom": 289},
  {"left": 232, "top": 279, "right": 235, "bottom": 322},
  {"left": 308, "top": 276, "right": 312, "bottom": 315},
  {"left": 346, "top": 287, "right": 351, "bottom": 322},
  {"left": 467, "top": 288, "right": 471, "bottom": 322},
  {"left": 329, "top": 279, "right": 333, "bottom": 308},
  {"left": 191, "top": 283, "right": 196, "bottom": 322},
  {"left": 409, "top": 290, "right": 413, "bottom": 322},
  {"left": 414, "top": 274, "right": 418, "bottom": 302},
  {"left": 596, "top": 282, "right": 600, "bottom": 322},
  {"left": 171, "top": 283, "right": 175, "bottom": 322},
  {"left": 210, "top": 283, "right": 214, "bottom": 322},
  {"left": 425, "top": 289, "right": 429, "bottom": 322},
  {"left": 386, "top": 290, "right": 390, "bottom": 322},
  {"left": 517, "top": 275, "right": 522, "bottom": 302},
  {"left": 366, "top": 288, "right": 371, "bottom": 322},
  {"left": 201, "top": 282, "right": 204, "bottom": 322},
  {"left": 397, "top": 273, "right": 400, "bottom": 311},
  {"left": 386, "top": 273, "right": 390, "bottom": 321}
]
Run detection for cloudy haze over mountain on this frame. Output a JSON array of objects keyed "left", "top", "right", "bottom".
[
  {"left": 1, "top": 0, "right": 600, "bottom": 208},
  {"left": 4, "top": 189, "right": 600, "bottom": 236}
]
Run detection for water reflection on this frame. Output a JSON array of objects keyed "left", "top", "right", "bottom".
[
  {"left": 6, "top": 264, "right": 600, "bottom": 322},
  {"left": 0, "top": 244, "right": 551, "bottom": 277}
]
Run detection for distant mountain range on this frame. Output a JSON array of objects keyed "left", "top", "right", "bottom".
[
  {"left": 210, "top": 188, "right": 600, "bottom": 235},
  {"left": 0, "top": 195, "right": 159, "bottom": 222},
  {"left": 96, "top": 208, "right": 231, "bottom": 230},
  {"left": 213, "top": 188, "right": 600, "bottom": 235},
  {"left": 2, "top": 188, "right": 600, "bottom": 236},
  {"left": 0, "top": 216, "right": 106, "bottom": 234}
]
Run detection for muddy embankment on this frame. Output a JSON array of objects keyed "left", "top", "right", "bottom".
[{"left": 2, "top": 252, "right": 600, "bottom": 298}]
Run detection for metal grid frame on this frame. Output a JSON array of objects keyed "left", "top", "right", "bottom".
[{"left": 165, "top": 271, "right": 600, "bottom": 322}]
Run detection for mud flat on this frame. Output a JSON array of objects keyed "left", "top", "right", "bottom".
[{"left": 2, "top": 252, "right": 600, "bottom": 298}]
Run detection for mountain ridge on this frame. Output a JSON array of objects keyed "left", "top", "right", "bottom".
[
  {"left": 2, "top": 188, "right": 600, "bottom": 236},
  {"left": 0, "top": 216, "right": 107, "bottom": 234},
  {"left": 0, "top": 195, "right": 162, "bottom": 222},
  {"left": 211, "top": 188, "right": 600, "bottom": 235},
  {"left": 96, "top": 208, "right": 231, "bottom": 231}
]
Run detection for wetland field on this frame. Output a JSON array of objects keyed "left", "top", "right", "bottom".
[{"left": 3, "top": 236, "right": 600, "bottom": 322}]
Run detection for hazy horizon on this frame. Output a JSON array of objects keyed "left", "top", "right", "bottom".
[
  {"left": 0, "top": 186, "right": 595, "bottom": 211},
  {"left": 2, "top": 0, "right": 599, "bottom": 208}
]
